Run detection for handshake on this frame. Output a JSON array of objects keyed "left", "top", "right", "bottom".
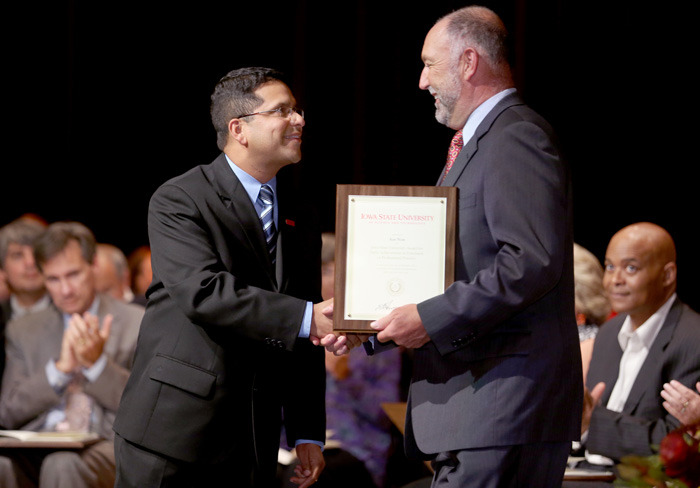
[
  {"left": 308, "top": 298, "right": 368, "bottom": 355},
  {"left": 308, "top": 298, "right": 431, "bottom": 355}
]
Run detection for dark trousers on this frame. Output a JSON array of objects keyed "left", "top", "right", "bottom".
[
  {"left": 430, "top": 441, "right": 570, "bottom": 488},
  {"left": 114, "top": 434, "right": 273, "bottom": 488}
]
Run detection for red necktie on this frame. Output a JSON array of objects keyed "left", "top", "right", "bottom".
[{"left": 442, "top": 130, "right": 463, "bottom": 181}]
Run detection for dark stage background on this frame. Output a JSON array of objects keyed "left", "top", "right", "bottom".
[{"left": 4, "top": 1, "right": 697, "bottom": 311}]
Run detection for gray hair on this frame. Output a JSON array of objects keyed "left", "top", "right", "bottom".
[
  {"left": 440, "top": 6, "right": 510, "bottom": 73},
  {"left": 0, "top": 217, "right": 47, "bottom": 268}
]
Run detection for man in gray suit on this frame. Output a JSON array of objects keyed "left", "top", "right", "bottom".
[
  {"left": 0, "top": 222, "right": 143, "bottom": 488},
  {"left": 582, "top": 223, "right": 700, "bottom": 464},
  {"left": 366, "top": 6, "right": 582, "bottom": 487}
]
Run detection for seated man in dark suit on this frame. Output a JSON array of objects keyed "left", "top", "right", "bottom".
[
  {"left": 581, "top": 222, "right": 700, "bottom": 465},
  {"left": 0, "top": 221, "right": 144, "bottom": 488}
]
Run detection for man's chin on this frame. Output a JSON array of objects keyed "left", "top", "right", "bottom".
[{"left": 435, "top": 108, "right": 451, "bottom": 126}]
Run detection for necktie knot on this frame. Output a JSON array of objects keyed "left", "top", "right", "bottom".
[{"left": 443, "top": 130, "right": 463, "bottom": 180}]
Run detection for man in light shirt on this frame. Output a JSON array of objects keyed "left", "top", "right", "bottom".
[
  {"left": 0, "top": 221, "right": 143, "bottom": 488},
  {"left": 581, "top": 222, "right": 700, "bottom": 464}
]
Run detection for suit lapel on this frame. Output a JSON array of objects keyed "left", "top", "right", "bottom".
[
  {"left": 597, "top": 318, "right": 625, "bottom": 406},
  {"left": 623, "top": 298, "right": 682, "bottom": 412},
  {"left": 440, "top": 93, "right": 524, "bottom": 187},
  {"left": 207, "top": 154, "right": 277, "bottom": 287}
]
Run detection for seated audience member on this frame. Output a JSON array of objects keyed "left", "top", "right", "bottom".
[
  {"left": 662, "top": 380, "right": 700, "bottom": 426},
  {"left": 280, "top": 233, "right": 401, "bottom": 488},
  {"left": 0, "top": 221, "right": 143, "bottom": 488},
  {"left": 581, "top": 222, "right": 700, "bottom": 465},
  {"left": 0, "top": 217, "right": 51, "bottom": 390},
  {"left": 126, "top": 245, "right": 152, "bottom": 305},
  {"left": 0, "top": 217, "right": 51, "bottom": 321},
  {"left": 573, "top": 243, "right": 612, "bottom": 381},
  {"left": 94, "top": 243, "right": 135, "bottom": 303}
]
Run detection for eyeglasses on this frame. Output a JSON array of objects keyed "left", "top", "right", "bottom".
[{"left": 237, "top": 106, "right": 305, "bottom": 120}]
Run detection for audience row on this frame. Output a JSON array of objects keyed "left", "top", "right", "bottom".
[{"left": 0, "top": 214, "right": 698, "bottom": 488}]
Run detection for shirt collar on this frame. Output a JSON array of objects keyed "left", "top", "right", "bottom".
[
  {"left": 10, "top": 293, "right": 51, "bottom": 318},
  {"left": 460, "top": 88, "right": 517, "bottom": 144},
  {"left": 224, "top": 154, "right": 277, "bottom": 205},
  {"left": 617, "top": 293, "right": 676, "bottom": 350},
  {"left": 62, "top": 296, "right": 101, "bottom": 329}
]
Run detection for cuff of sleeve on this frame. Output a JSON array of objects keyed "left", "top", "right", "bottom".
[
  {"left": 82, "top": 354, "right": 107, "bottom": 382},
  {"left": 45, "top": 360, "right": 72, "bottom": 393},
  {"left": 298, "top": 301, "right": 313, "bottom": 338},
  {"left": 295, "top": 439, "right": 324, "bottom": 451}
]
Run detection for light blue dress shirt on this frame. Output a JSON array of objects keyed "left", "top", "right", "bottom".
[
  {"left": 44, "top": 298, "right": 105, "bottom": 431},
  {"left": 224, "top": 156, "right": 313, "bottom": 337},
  {"left": 460, "top": 87, "right": 517, "bottom": 144}
]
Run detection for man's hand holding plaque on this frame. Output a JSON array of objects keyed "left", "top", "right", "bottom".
[{"left": 370, "top": 303, "right": 430, "bottom": 349}]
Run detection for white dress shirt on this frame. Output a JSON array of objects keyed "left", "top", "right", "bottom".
[{"left": 585, "top": 293, "right": 676, "bottom": 465}]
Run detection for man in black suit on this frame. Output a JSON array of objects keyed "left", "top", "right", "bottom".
[
  {"left": 113, "top": 67, "right": 334, "bottom": 488},
  {"left": 365, "top": 6, "right": 582, "bottom": 487},
  {"left": 582, "top": 222, "right": 700, "bottom": 464}
]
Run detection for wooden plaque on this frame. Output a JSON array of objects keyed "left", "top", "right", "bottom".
[{"left": 334, "top": 184, "right": 456, "bottom": 332}]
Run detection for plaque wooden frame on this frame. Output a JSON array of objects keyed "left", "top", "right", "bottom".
[{"left": 333, "top": 184, "right": 457, "bottom": 332}]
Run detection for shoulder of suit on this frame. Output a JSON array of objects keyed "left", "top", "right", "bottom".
[
  {"left": 672, "top": 300, "right": 700, "bottom": 333},
  {"left": 5, "top": 305, "right": 62, "bottom": 340},
  {"left": 154, "top": 154, "right": 234, "bottom": 199},
  {"left": 98, "top": 294, "right": 145, "bottom": 324}
]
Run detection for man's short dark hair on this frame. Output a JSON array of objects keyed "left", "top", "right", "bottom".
[
  {"left": 210, "top": 67, "right": 287, "bottom": 150},
  {"left": 33, "top": 221, "right": 97, "bottom": 272}
]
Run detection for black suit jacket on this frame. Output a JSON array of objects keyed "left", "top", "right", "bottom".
[
  {"left": 379, "top": 92, "right": 582, "bottom": 457},
  {"left": 113, "top": 154, "right": 325, "bottom": 476},
  {"left": 586, "top": 297, "right": 700, "bottom": 460}
]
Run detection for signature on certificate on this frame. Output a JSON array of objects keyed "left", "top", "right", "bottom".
[{"left": 375, "top": 301, "right": 395, "bottom": 312}]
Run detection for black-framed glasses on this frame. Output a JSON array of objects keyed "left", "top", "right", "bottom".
[{"left": 237, "top": 106, "right": 305, "bottom": 120}]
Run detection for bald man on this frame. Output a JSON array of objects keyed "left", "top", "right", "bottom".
[{"left": 582, "top": 222, "right": 700, "bottom": 464}]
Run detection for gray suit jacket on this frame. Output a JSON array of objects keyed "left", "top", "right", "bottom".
[
  {"left": 381, "top": 92, "right": 582, "bottom": 457},
  {"left": 586, "top": 297, "right": 700, "bottom": 460},
  {"left": 0, "top": 294, "right": 143, "bottom": 439}
]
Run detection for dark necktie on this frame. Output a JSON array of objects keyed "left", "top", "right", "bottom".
[{"left": 257, "top": 184, "right": 277, "bottom": 263}]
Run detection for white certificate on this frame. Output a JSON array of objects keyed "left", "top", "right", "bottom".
[{"left": 344, "top": 195, "right": 447, "bottom": 321}]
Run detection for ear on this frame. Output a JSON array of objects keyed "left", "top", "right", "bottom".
[
  {"left": 228, "top": 118, "right": 248, "bottom": 146},
  {"left": 459, "top": 47, "right": 479, "bottom": 81},
  {"left": 662, "top": 262, "right": 677, "bottom": 287}
]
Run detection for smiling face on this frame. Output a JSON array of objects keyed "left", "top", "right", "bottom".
[
  {"left": 419, "top": 22, "right": 464, "bottom": 128},
  {"left": 603, "top": 224, "right": 677, "bottom": 329},
  {"left": 234, "top": 81, "right": 305, "bottom": 179}
]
